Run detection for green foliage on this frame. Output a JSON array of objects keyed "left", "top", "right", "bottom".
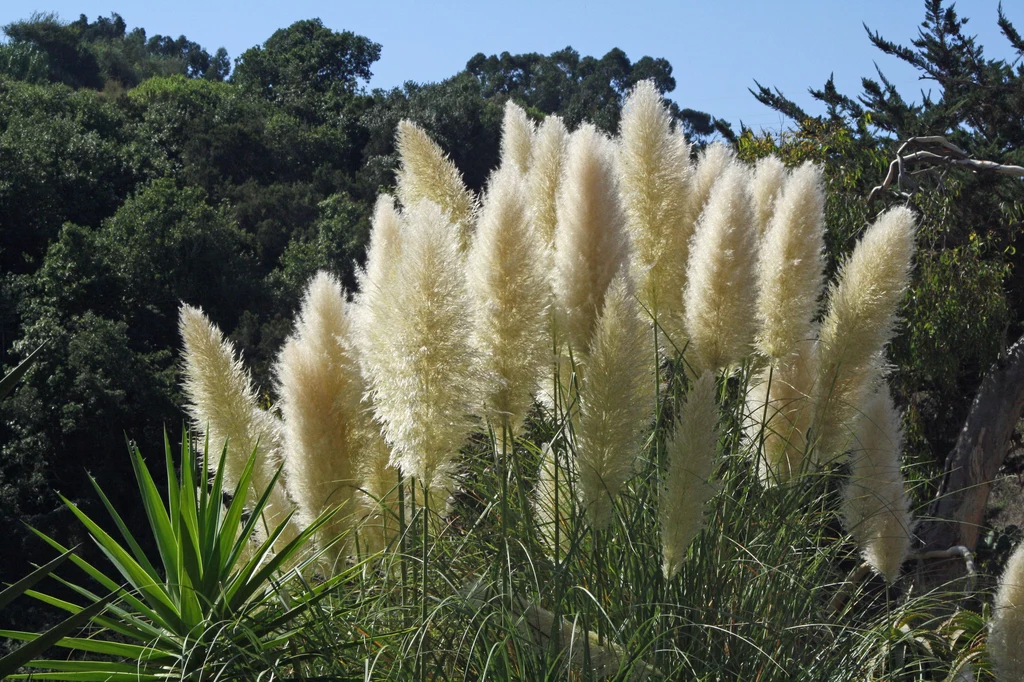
[{"left": 0, "top": 433, "right": 357, "bottom": 680}]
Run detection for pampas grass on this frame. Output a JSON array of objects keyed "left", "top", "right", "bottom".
[
  {"left": 661, "top": 370, "right": 719, "bottom": 580},
  {"left": 755, "top": 161, "right": 825, "bottom": 362},
  {"left": 178, "top": 304, "right": 297, "bottom": 542},
  {"left": 842, "top": 387, "right": 912, "bottom": 582},
  {"left": 751, "top": 155, "right": 787, "bottom": 238},
  {"left": 552, "top": 123, "right": 629, "bottom": 356},
  {"left": 275, "top": 272, "right": 363, "bottom": 565},
  {"left": 357, "top": 199, "right": 478, "bottom": 494},
  {"left": 395, "top": 119, "right": 477, "bottom": 251},
  {"left": 573, "top": 272, "right": 654, "bottom": 528},
  {"left": 527, "top": 114, "right": 568, "bottom": 252},
  {"left": 618, "top": 80, "right": 692, "bottom": 347},
  {"left": 467, "top": 166, "right": 550, "bottom": 438},
  {"left": 683, "top": 164, "right": 759, "bottom": 373},
  {"left": 990, "top": 539, "right": 1024, "bottom": 680},
  {"left": 814, "top": 206, "right": 916, "bottom": 461},
  {"left": 687, "top": 142, "right": 735, "bottom": 228},
  {"left": 500, "top": 101, "right": 534, "bottom": 174}
]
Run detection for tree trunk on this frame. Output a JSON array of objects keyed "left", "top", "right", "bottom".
[{"left": 914, "top": 331, "right": 1024, "bottom": 588}]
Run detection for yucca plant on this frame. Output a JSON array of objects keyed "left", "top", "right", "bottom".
[{"left": 0, "top": 431, "right": 357, "bottom": 681}]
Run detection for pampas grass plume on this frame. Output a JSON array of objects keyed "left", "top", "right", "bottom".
[
  {"left": 574, "top": 271, "right": 655, "bottom": 528},
  {"left": 527, "top": 114, "right": 568, "bottom": 251},
  {"left": 842, "top": 388, "right": 912, "bottom": 583},
  {"left": 661, "top": 370, "right": 719, "bottom": 580},
  {"left": 467, "top": 166, "right": 550, "bottom": 437},
  {"left": 178, "top": 304, "right": 296, "bottom": 543},
  {"left": 552, "top": 123, "right": 628, "bottom": 355},
  {"left": 360, "top": 199, "right": 478, "bottom": 492},
  {"left": 395, "top": 120, "right": 477, "bottom": 251},
  {"left": 684, "top": 164, "right": 759, "bottom": 372},
  {"left": 687, "top": 142, "right": 735, "bottom": 228},
  {"left": 618, "top": 80, "right": 692, "bottom": 346},
  {"left": 275, "top": 272, "right": 363, "bottom": 565},
  {"left": 500, "top": 101, "right": 534, "bottom": 174},
  {"left": 990, "top": 538, "right": 1024, "bottom": 680},
  {"left": 814, "top": 206, "right": 916, "bottom": 459},
  {"left": 751, "top": 156, "right": 788, "bottom": 238},
  {"left": 755, "top": 161, "right": 826, "bottom": 361}
]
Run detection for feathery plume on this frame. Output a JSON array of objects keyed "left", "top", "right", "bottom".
[
  {"left": 527, "top": 114, "right": 569, "bottom": 251},
  {"left": 684, "top": 164, "right": 759, "bottom": 373},
  {"left": 842, "top": 387, "right": 912, "bottom": 583},
  {"left": 354, "top": 427, "right": 402, "bottom": 555},
  {"left": 814, "top": 206, "right": 916, "bottom": 460},
  {"left": 275, "top": 272, "right": 363, "bottom": 566},
  {"left": 500, "top": 100, "right": 534, "bottom": 174},
  {"left": 359, "top": 199, "right": 477, "bottom": 493},
  {"left": 990, "top": 538, "right": 1024, "bottom": 680},
  {"left": 687, "top": 142, "right": 735, "bottom": 228},
  {"left": 748, "top": 335, "right": 818, "bottom": 484},
  {"left": 574, "top": 272, "right": 655, "bottom": 528},
  {"left": 178, "top": 304, "right": 296, "bottom": 543},
  {"left": 552, "top": 123, "right": 629, "bottom": 355},
  {"left": 755, "top": 161, "right": 826, "bottom": 361},
  {"left": 467, "top": 166, "right": 550, "bottom": 437},
  {"left": 354, "top": 195, "right": 405, "bottom": 384},
  {"left": 618, "top": 80, "right": 693, "bottom": 348},
  {"left": 750, "top": 156, "right": 788, "bottom": 238},
  {"left": 395, "top": 120, "right": 477, "bottom": 251},
  {"left": 661, "top": 370, "right": 719, "bottom": 580},
  {"left": 533, "top": 443, "right": 575, "bottom": 561}
]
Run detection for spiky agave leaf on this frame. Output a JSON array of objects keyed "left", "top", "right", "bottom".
[
  {"left": 842, "top": 387, "right": 912, "bottom": 583},
  {"left": 661, "top": 370, "right": 719, "bottom": 580},
  {"left": 618, "top": 79, "right": 693, "bottom": 349},
  {"left": 467, "top": 166, "right": 550, "bottom": 438}
]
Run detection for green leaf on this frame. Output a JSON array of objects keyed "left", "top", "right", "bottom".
[
  {"left": 0, "top": 545, "right": 78, "bottom": 610},
  {"left": 0, "top": 343, "right": 44, "bottom": 400},
  {"left": 0, "top": 588, "right": 117, "bottom": 678}
]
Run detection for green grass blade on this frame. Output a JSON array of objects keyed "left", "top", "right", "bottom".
[
  {"left": 0, "top": 343, "right": 44, "bottom": 400},
  {"left": 0, "top": 630, "right": 156, "bottom": 659},
  {"left": 126, "top": 442, "right": 180, "bottom": 594},
  {"left": 0, "top": 545, "right": 78, "bottom": 610},
  {"left": 0, "top": 589, "right": 117, "bottom": 678}
]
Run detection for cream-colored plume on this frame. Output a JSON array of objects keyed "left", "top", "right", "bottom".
[
  {"left": 842, "top": 387, "right": 912, "bottom": 583},
  {"left": 533, "top": 443, "right": 574, "bottom": 561},
  {"left": 527, "top": 114, "right": 569, "bottom": 251},
  {"left": 661, "top": 370, "right": 719, "bottom": 580},
  {"left": 275, "top": 272, "right": 363, "bottom": 566},
  {"left": 467, "top": 166, "right": 550, "bottom": 438},
  {"left": 750, "top": 156, "right": 788, "bottom": 238},
  {"left": 354, "top": 428, "right": 402, "bottom": 555},
  {"left": 813, "top": 206, "right": 916, "bottom": 460},
  {"left": 748, "top": 334, "right": 818, "bottom": 485},
  {"left": 618, "top": 80, "right": 693, "bottom": 348},
  {"left": 574, "top": 272, "right": 655, "bottom": 529},
  {"left": 683, "top": 164, "right": 759, "bottom": 373},
  {"left": 687, "top": 142, "right": 735, "bottom": 228},
  {"left": 358, "top": 199, "right": 477, "bottom": 494},
  {"left": 354, "top": 195, "right": 404, "bottom": 384},
  {"left": 991, "top": 538, "right": 1024, "bottom": 680},
  {"left": 178, "top": 305, "right": 297, "bottom": 543},
  {"left": 395, "top": 120, "right": 477, "bottom": 251},
  {"left": 755, "top": 161, "right": 825, "bottom": 361},
  {"left": 552, "top": 123, "right": 629, "bottom": 355},
  {"left": 500, "top": 101, "right": 534, "bottom": 174}
]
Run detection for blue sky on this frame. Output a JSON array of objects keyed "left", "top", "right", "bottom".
[{"left": 2, "top": 1, "right": 1019, "bottom": 132}]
